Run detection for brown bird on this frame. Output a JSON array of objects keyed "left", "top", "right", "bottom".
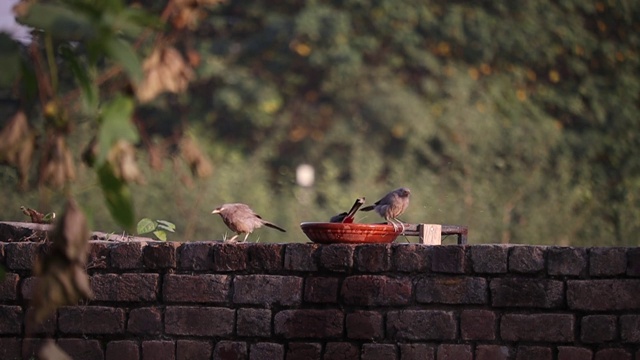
[
  {"left": 211, "top": 203, "right": 286, "bottom": 242},
  {"left": 330, "top": 197, "right": 365, "bottom": 223},
  {"left": 360, "top": 187, "right": 411, "bottom": 231}
]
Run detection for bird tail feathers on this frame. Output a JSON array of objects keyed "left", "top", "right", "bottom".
[
  {"left": 360, "top": 205, "right": 375, "bottom": 212},
  {"left": 264, "top": 222, "right": 286, "bottom": 232}
]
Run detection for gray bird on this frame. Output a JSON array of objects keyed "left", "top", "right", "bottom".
[
  {"left": 211, "top": 203, "right": 286, "bottom": 242},
  {"left": 360, "top": 187, "right": 411, "bottom": 231}
]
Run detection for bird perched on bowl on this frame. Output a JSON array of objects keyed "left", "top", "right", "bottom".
[
  {"left": 360, "top": 187, "right": 411, "bottom": 231},
  {"left": 211, "top": 203, "right": 286, "bottom": 243},
  {"left": 330, "top": 197, "right": 365, "bottom": 223}
]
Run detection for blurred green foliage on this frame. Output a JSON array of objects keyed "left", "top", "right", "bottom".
[{"left": 0, "top": 0, "right": 638, "bottom": 245}]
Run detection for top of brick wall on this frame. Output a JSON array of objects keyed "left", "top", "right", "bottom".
[{"left": 1, "top": 221, "right": 639, "bottom": 277}]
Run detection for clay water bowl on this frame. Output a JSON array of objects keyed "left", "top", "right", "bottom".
[{"left": 300, "top": 222, "right": 402, "bottom": 244}]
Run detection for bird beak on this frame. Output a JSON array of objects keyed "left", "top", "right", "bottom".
[{"left": 212, "top": 209, "right": 221, "bottom": 214}]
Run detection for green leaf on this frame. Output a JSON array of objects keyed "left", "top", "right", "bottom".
[
  {"left": 156, "top": 220, "right": 176, "bottom": 232},
  {"left": 153, "top": 230, "right": 167, "bottom": 241},
  {"left": 15, "top": 3, "right": 96, "bottom": 41},
  {"left": 97, "top": 163, "right": 135, "bottom": 231},
  {"left": 136, "top": 218, "right": 157, "bottom": 235},
  {"left": 105, "top": 37, "right": 143, "bottom": 85},
  {"left": 59, "top": 45, "right": 98, "bottom": 111},
  {"left": 97, "top": 95, "right": 138, "bottom": 164}
]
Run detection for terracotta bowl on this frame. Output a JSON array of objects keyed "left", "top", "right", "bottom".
[{"left": 300, "top": 222, "right": 402, "bottom": 244}]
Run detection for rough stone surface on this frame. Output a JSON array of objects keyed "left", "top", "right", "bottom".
[
  {"left": 361, "top": 344, "right": 397, "bottom": 360},
  {"left": 430, "top": 245, "right": 466, "bottom": 273},
  {"left": 58, "top": 306, "right": 125, "bottom": 334},
  {"left": 354, "top": 244, "right": 391, "bottom": 272},
  {"left": 213, "top": 341, "right": 247, "bottom": 360},
  {"left": 581, "top": 315, "right": 617, "bottom": 343},
  {"left": 567, "top": 280, "right": 640, "bottom": 310},
  {"left": 319, "top": 244, "right": 354, "bottom": 272},
  {"left": 438, "top": 344, "right": 472, "bottom": 360},
  {"left": 106, "top": 340, "right": 139, "bottom": 360},
  {"left": 547, "top": 247, "right": 587, "bottom": 276},
  {"left": 248, "top": 243, "right": 284, "bottom": 272},
  {"left": 392, "top": 244, "right": 430, "bottom": 272},
  {"left": 500, "top": 314, "right": 575, "bottom": 342},
  {"left": 509, "top": 246, "right": 546, "bottom": 273},
  {"left": 515, "top": 346, "right": 553, "bottom": 360},
  {"left": 386, "top": 310, "right": 456, "bottom": 341},
  {"left": 58, "top": 339, "right": 104, "bottom": 360},
  {"left": 165, "top": 306, "right": 234, "bottom": 336},
  {"left": 324, "top": 342, "right": 359, "bottom": 360},
  {"left": 346, "top": 311, "right": 384, "bottom": 340},
  {"left": 233, "top": 275, "right": 302, "bottom": 306},
  {"left": 399, "top": 343, "right": 435, "bottom": 360},
  {"left": 237, "top": 308, "right": 271, "bottom": 337},
  {"left": 557, "top": 346, "right": 593, "bottom": 360},
  {"left": 128, "top": 307, "right": 162, "bottom": 335},
  {"left": 590, "top": 247, "right": 627, "bottom": 276},
  {"left": 249, "top": 342, "right": 284, "bottom": 360},
  {"left": 213, "top": 243, "right": 248, "bottom": 272},
  {"left": 620, "top": 314, "right": 640, "bottom": 343},
  {"left": 178, "top": 242, "right": 214, "bottom": 270},
  {"left": 142, "top": 340, "right": 175, "bottom": 360},
  {"left": 460, "top": 309, "right": 496, "bottom": 340},
  {"left": 491, "top": 278, "right": 564, "bottom": 308},
  {"left": 163, "top": 274, "right": 229, "bottom": 303},
  {"left": 284, "top": 243, "right": 319, "bottom": 271},
  {"left": 285, "top": 343, "right": 321, "bottom": 360},
  {"left": 110, "top": 242, "right": 145, "bottom": 269},
  {"left": 475, "top": 345, "right": 512, "bottom": 360},
  {"left": 91, "top": 274, "right": 159, "bottom": 302},
  {"left": 274, "top": 309, "right": 343, "bottom": 339},
  {"left": 304, "top": 277, "right": 339, "bottom": 303},
  {"left": 469, "top": 245, "right": 508, "bottom": 274},
  {"left": 177, "top": 340, "right": 212, "bottom": 360},
  {"left": 143, "top": 242, "right": 178, "bottom": 269}
]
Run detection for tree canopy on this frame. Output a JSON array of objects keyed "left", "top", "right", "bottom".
[{"left": 0, "top": 0, "right": 638, "bottom": 245}]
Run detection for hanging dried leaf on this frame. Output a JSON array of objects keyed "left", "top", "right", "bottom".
[
  {"left": 179, "top": 135, "right": 213, "bottom": 178},
  {"left": 21, "top": 206, "right": 56, "bottom": 224},
  {"left": 38, "top": 135, "right": 76, "bottom": 189},
  {"left": 38, "top": 339, "right": 72, "bottom": 360},
  {"left": 31, "top": 198, "right": 93, "bottom": 323},
  {"left": 0, "top": 111, "right": 36, "bottom": 189},
  {"left": 171, "top": 0, "right": 225, "bottom": 29},
  {"left": 137, "top": 47, "right": 194, "bottom": 103},
  {"left": 107, "top": 140, "right": 145, "bottom": 184}
]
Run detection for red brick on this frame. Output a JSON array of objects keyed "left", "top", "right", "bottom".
[
  {"left": 557, "top": 346, "right": 593, "bottom": 360},
  {"left": 25, "top": 307, "right": 56, "bottom": 334},
  {"left": 250, "top": 343, "right": 283, "bottom": 360},
  {"left": 0, "top": 273, "right": 18, "bottom": 300},
  {"left": 247, "top": 243, "right": 284, "bottom": 272},
  {"left": 20, "top": 276, "right": 37, "bottom": 300},
  {"left": 213, "top": 341, "right": 247, "bottom": 360},
  {"left": 431, "top": 246, "right": 466, "bottom": 273},
  {"left": 475, "top": 345, "right": 512, "bottom": 360},
  {"left": 144, "top": 242, "right": 178, "bottom": 269},
  {"left": 91, "top": 274, "right": 159, "bottom": 302},
  {"left": 355, "top": 245, "right": 391, "bottom": 272},
  {"left": 59, "top": 306, "right": 125, "bottom": 334},
  {"left": 274, "top": 309, "right": 343, "bottom": 339},
  {"left": 178, "top": 242, "right": 214, "bottom": 270},
  {"left": 177, "top": 340, "right": 212, "bottom": 360},
  {"left": 500, "top": 314, "right": 574, "bottom": 342},
  {"left": 284, "top": 243, "right": 319, "bottom": 271},
  {"left": 387, "top": 310, "right": 456, "bottom": 341},
  {"left": 416, "top": 276, "right": 486, "bottom": 304},
  {"left": 491, "top": 278, "right": 564, "bottom": 308},
  {"left": 590, "top": 247, "right": 627, "bottom": 276},
  {"left": 213, "top": 243, "right": 248, "bottom": 271},
  {"left": 515, "top": 346, "right": 552, "bottom": 360},
  {"left": 437, "top": 344, "right": 472, "bottom": 360},
  {"left": 0, "top": 338, "right": 21, "bottom": 360},
  {"left": 581, "top": 315, "right": 617, "bottom": 343},
  {"left": 620, "top": 315, "right": 640, "bottom": 343},
  {"left": 304, "top": 277, "right": 339, "bottom": 304},
  {"left": 110, "top": 241, "right": 146, "bottom": 269},
  {"left": 319, "top": 244, "right": 354, "bottom": 272},
  {"left": 237, "top": 308, "right": 271, "bottom": 337},
  {"left": 324, "top": 343, "right": 359, "bottom": 360},
  {"left": 392, "top": 244, "right": 430, "bottom": 272},
  {"left": 362, "top": 344, "right": 397, "bottom": 360},
  {"left": 399, "top": 344, "right": 435, "bottom": 360},
  {"left": 143, "top": 340, "right": 175, "bottom": 360},
  {"left": 509, "top": 246, "right": 545, "bottom": 274},
  {"left": 128, "top": 307, "right": 162, "bottom": 335},
  {"left": 163, "top": 274, "right": 229, "bottom": 303},
  {"left": 87, "top": 241, "right": 110, "bottom": 269},
  {"left": 346, "top": 311, "right": 384, "bottom": 340},
  {"left": 57, "top": 338, "right": 104, "bottom": 360},
  {"left": 165, "top": 306, "right": 234, "bottom": 336},
  {"left": 461, "top": 309, "right": 496, "bottom": 340},
  {"left": 547, "top": 247, "right": 587, "bottom": 276},
  {"left": 285, "top": 343, "right": 321, "bottom": 360},
  {"left": 5, "top": 242, "right": 41, "bottom": 270},
  {"left": 233, "top": 275, "right": 302, "bottom": 306},
  {"left": 106, "top": 340, "right": 139, "bottom": 360},
  {"left": 628, "top": 247, "right": 640, "bottom": 276},
  {"left": 341, "top": 275, "right": 412, "bottom": 306},
  {"left": 594, "top": 348, "right": 631, "bottom": 360},
  {"left": 469, "top": 245, "right": 508, "bottom": 274},
  {"left": 0, "top": 305, "right": 22, "bottom": 334},
  {"left": 568, "top": 280, "right": 640, "bottom": 310}
]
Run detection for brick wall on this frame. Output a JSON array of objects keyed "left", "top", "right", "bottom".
[{"left": 0, "top": 223, "right": 639, "bottom": 360}]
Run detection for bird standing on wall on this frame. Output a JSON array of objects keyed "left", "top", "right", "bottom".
[
  {"left": 360, "top": 187, "right": 411, "bottom": 231},
  {"left": 211, "top": 203, "right": 286, "bottom": 243}
]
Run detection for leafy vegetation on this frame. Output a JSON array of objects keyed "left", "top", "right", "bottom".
[
  {"left": 137, "top": 217, "right": 176, "bottom": 241},
  {"left": 0, "top": 0, "right": 638, "bottom": 246}
]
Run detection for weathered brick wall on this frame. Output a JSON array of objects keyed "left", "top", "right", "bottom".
[{"left": 0, "top": 223, "right": 639, "bottom": 360}]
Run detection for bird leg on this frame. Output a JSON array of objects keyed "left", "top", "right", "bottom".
[
  {"left": 242, "top": 233, "right": 250, "bottom": 242},
  {"left": 226, "top": 234, "right": 239, "bottom": 243}
]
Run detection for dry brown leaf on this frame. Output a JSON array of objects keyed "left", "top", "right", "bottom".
[
  {"left": 31, "top": 198, "right": 93, "bottom": 323},
  {"left": 180, "top": 135, "right": 213, "bottom": 178},
  {"left": 39, "top": 135, "right": 76, "bottom": 189},
  {"left": 38, "top": 339, "right": 72, "bottom": 360},
  {"left": 107, "top": 140, "right": 146, "bottom": 184},
  {"left": 0, "top": 111, "right": 36, "bottom": 188},
  {"left": 137, "top": 47, "right": 195, "bottom": 103}
]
